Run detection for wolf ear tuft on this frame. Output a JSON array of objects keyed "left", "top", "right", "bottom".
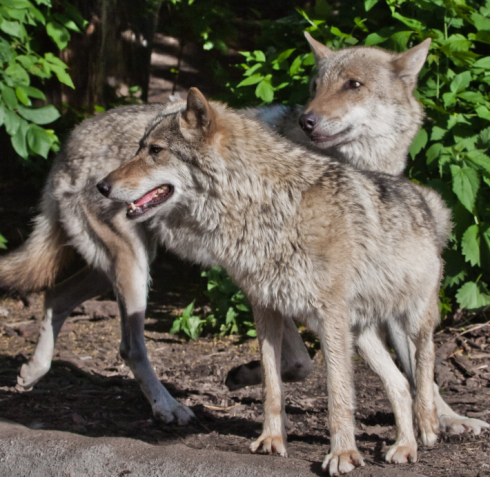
[
  {"left": 391, "top": 38, "right": 431, "bottom": 89},
  {"left": 305, "top": 32, "right": 334, "bottom": 63},
  {"left": 183, "top": 87, "right": 217, "bottom": 137}
]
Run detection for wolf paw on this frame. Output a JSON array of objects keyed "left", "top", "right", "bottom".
[
  {"left": 322, "top": 450, "right": 364, "bottom": 476},
  {"left": 250, "top": 434, "right": 287, "bottom": 457},
  {"left": 17, "top": 361, "right": 50, "bottom": 390},
  {"left": 153, "top": 401, "right": 195, "bottom": 426},
  {"left": 385, "top": 442, "right": 417, "bottom": 464},
  {"left": 440, "top": 415, "right": 489, "bottom": 436}
]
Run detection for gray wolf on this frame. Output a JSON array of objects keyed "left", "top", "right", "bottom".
[
  {"left": 1, "top": 38, "right": 486, "bottom": 437},
  {"left": 227, "top": 33, "right": 486, "bottom": 437},
  {"left": 98, "top": 87, "right": 446, "bottom": 473}
]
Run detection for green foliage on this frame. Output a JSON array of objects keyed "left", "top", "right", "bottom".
[
  {"left": 228, "top": 0, "right": 490, "bottom": 313},
  {"left": 0, "top": 0, "right": 84, "bottom": 160},
  {"left": 0, "top": 233, "right": 7, "bottom": 249},
  {"left": 173, "top": 267, "right": 255, "bottom": 341}
]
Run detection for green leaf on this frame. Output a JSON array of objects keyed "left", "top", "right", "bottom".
[
  {"left": 52, "top": 13, "right": 81, "bottom": 32},
  {"left": 450, "top": 165, "right": 480, "bottom": 213},
  {"left": 390, "top": 31, "right": 413, "bottom": 51},
  {"left": 450, "top": 71, "right": 471, "bottom": 93},
  {"left": 461, "top": 224, "right": 480, "bottom": 266},
  {"left": 431, "top": 126, "right": 447, "bottom": 141},
  {"left": 46, "top": 21, "right": 70, "bottom": 50},
  {"left": 426, "top": 142, "right": 443, "bottom": 165},
  {"left": 289, "top": 55, "right": 302, "bottom": 75},
  {"left": 442, "top": 92, "right": 457, "bottom": 108},
  {"left": 254, "top": 50, "right": 266, "bottom": 62},
  {"left": 11, "top": 118, "right": 28, "bottom": 159},
  {"left": 0, "top": 19, "right": 24, "bottom": 38},
  {"left": 169, "top": 318, "right": 181, "bottom": 335},
  {"left": 466, "top": 150, "right": 490, "bottom": 172},
  {"left": 473, "top": 57, "right": 490, "bottom": 69},
  {"left": 457, "top": 91, "right": 485, "bottom": 103},
  {"left": 237, "top": 74, "right": 262, "bottom": 87},
  {"left": 476, "top": 106, "right": 490, "bottom": 121},
  {"left": 5, "top": 63, "right": 29, "bottom": 85},
  {"left": 16, "top": 85, "right": 45, "bottom": 100},
  {"left": 276, "top": 48, "right": 295, "bottom": 63},
  {"left": 2, "top": 85, "right": 18, "bottom": 109},
  {"left": 456, "top": 281, "right": 490, "bottom": 310},
  {"left": 0, "top": 234, "right": 7, "bottom": 250},
  {"left": 364, "top": 31, "right": 389, "bottom": 46},
  {"left": 256, "top": 78, "right": 274, "bottom": 103},
  {"left": 27, "top": 124, "right": 51, "bottom": 158},
  {"left": 17, "top": 104, "right": 60, "bottom": 124},
  {"left": 409, "top": 128, "right": 428, "bottom": 160},
  {"left": 364, "top": 0, "right": 379, "bottom": 11},
  {"left": 48, "top": 64, "right": 74, "bottom": 88},
  {"left": 0, "top": 0, "right": 31, "bottom": 8},
  {"left": 246, "top": 329, "right": 257, "bottom": 338},
  {"left": 2, "top": 107, "right": 20, "bottom": 135},
  {"left": 15, "top": 86, "right": 29, "bottom": 105}
]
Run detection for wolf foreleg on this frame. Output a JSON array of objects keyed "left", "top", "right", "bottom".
[
  {"left": 318, "top": 306, "right": 364, "bottom": 476},
  {"left": 250, "top": 305, "right": 287, "bottom": 457},
  {"left": 17, "top": 267, "right": 111, "bottom": 389},
  {"left": 115, "top": 245, "right": 194, "bottom": 426}
]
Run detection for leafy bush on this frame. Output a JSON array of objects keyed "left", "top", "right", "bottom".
[
  {"left": 0, "top": 0, "right": 85, "bottom": 160},
  {"left": 225, "top": 0, "right": 490, "bottom": 313}
]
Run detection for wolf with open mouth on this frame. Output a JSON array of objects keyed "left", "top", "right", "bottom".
[{"left": 99, "top": 87, "right": 447, "bottom": 474}]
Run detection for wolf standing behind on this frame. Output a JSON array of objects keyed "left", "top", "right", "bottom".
[{"left": 99, "top": 88, "right": 445, "bottom": 474}]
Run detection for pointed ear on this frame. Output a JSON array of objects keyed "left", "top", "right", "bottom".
[
  {"left": 391, "top": 38, "right": 431, "bottom": 88},
  {"left": 182, "top": 87, "right": 217, "bottom": 137},
  {"left": 305, "top": 32, "right": 334, "bottom": 64}
]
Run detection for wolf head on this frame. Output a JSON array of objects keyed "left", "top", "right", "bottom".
[
  {"left": 96, "top": 89, "right": 224, "bottom": 223},
  {"left": 300, "top": 33, "right": 431, "bottom": 174}
]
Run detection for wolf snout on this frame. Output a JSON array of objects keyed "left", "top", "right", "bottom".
[
  {"left": 299, "top": 111, "right": 318, "bottom": 133},
  {"left": 96, "top": 180, "right": 112, "bottom": 198}
]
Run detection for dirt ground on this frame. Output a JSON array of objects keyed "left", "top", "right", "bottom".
[{"left": 0, "top": 247, "right": 489, "bottom": 477}]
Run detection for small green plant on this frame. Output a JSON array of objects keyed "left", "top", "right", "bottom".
[
  {"left": 173, "top": 267, "right": 256, "bottom": 341},
  {"left": 170, "top": 300, "right": 209, "bottom": 341}
]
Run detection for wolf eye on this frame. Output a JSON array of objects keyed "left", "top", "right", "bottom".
[
  {"left": 310, "top": 80, "right": 318, "bottom": 94},
  {"left": 149, "top": 145, "right": 163, "bottom": 154},
  {"left": 344, "top": 79, "right": 362, "bottom": 89}
]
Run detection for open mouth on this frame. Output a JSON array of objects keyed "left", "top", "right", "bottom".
[
  {"left": 126, "top": 184, "right": 174, "bottom": 219},
  {"left": 309, "top": 126, "right": 352, "bottom": 144}
]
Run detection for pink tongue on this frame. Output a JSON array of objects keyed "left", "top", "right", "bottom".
[{"left": 134, "top": 188, "right": 158, "bottom": 207}]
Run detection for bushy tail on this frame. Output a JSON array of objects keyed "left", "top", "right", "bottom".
[
  {"left": 416, "top": 185, "right": 452, "bottom": 250},
  {"left": 0, "top": 198, "right": 72, "bottom": 294}
]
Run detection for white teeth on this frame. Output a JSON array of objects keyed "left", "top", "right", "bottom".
[{"left": 130, "top": 203, "right": 136, "bottom": 211}]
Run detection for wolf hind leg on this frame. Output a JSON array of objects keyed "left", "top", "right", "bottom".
[
  {"left": 357, "top": 327, "right": 417, "bottom": 464},
  {"left": 388, "top": 319, "right": 489, "bottom": 435},
  {"left": 225, "top": 314, "right": 313, "bottom": 390},
  {"left": 412, "top": 297, "right": 439, "bottom": 447},
  {"left": 17, "top": 266, "right": 111, "bottom": 389},
  {"left": 249, "top": 305, "right": 288, "bottom": 457}
]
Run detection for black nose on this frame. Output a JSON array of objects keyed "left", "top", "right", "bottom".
[
  {"left": 97, "top": 181, "right": 112, "bottom": 197},
  {"left": 299, "top": 112, "right": 318, "bottom": 133}
]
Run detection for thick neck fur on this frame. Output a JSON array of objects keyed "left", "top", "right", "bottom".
[{"left": 152, "top": 106, "right": 334, "bottom": 311}]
